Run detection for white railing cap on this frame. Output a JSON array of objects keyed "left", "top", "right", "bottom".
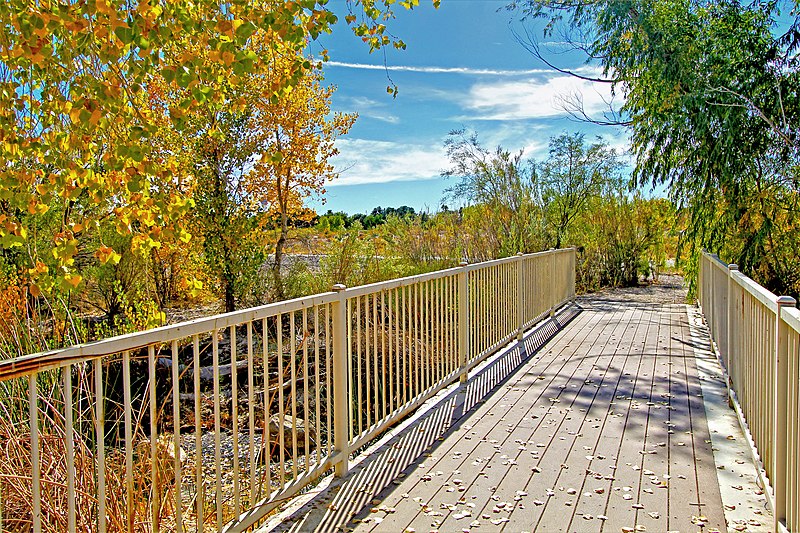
[{"left": 731, "top": 270, "right": 779, "bottom": 313}]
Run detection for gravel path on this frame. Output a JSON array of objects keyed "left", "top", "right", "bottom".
[{"left": 582, "top": 274, "right": 688, "bottom": 304}]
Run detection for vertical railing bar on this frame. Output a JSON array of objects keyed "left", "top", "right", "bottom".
[
  {"left": 365, "top": 294, "right": 371, "bottom": 430},
  {"left": 148, "top": 345, "right": 159, "bottom": 533},
  {"left": 411, "top": 283, "right": 417, "bottom": 399},
  {"left": 263, "top": 317, "right": 272, "bottom": 497},
  {"left": 458, "top": 262, "right": 468, "bottom": 383},
  {"left": 193, "top": 335, "right": 203, "bottom": 528},
  {"left": 29, "top": 374, "right": 41, "bottom": 533},
  {"left": 399, "top": 287, "right": 404, "bottom": 406},
  {"left": 356, "top": 296, "right": 363, "bottom": 437},
  {"left": 95, "top": 358, "right": 106, "bottom": 533},
  {"left": 291, "top": 311, "right": 298, "bottom": 480},
  {"left": 373, "top": 293, "right": 379, "bottom": 425},
  {"left": 438, "top": 278, "right": 444, "bottom": 382},
  {"left": 401, "top": 286, "right": 407, "bottom": 405},
  {"left": 415, "top": 282, "right": 421, "bottom": 398},
  {"left": 481, "top": 266, "right": 486, "bottom": 355},
  {"left": 64, "top": 366, "right": 76, "bottom": 532},
  {"left": 417, "top": 282, "right": 423, "bottom": 394},
  {"left": 212, "top": 330, "right": 223, "bottom": 531},
  {"left": 277, "top": 313, "right": 285, "bottom": 491},
  {"left": 247, "top": 321, "right": 255, "bottom": 505},
  {"left": 171, "top": 340, "right": 183, "bottom": 533},
  {"left": 422, "top": 281, "right": 428, "bottom": 391},
  {"left": 483, "top": 267, "right": 488, "bottom": 354},
  {"left": 434, "top": 279, "right": 439, "bottom": 384},
  {"left": 388, "top": 288, "right": 394, "bottom": 413},
  {"left": 303, "top": 308, "right": 310, "bottom": 473},
  {"left": 394, "top": 287, "right": 406, "bottom": 409},
  {"left": 347, "top": 297, "right": 353, "bottom": 442},
  {"left": 314, "top": 306, "right": 322, "bottom": 467},
  {"left": 427, "top": 279, "right": 432, "bottom": 390},
  {"left": 331, "top": 284, "right": 349, "bottom": 477},
  {"left": 325, "top": 305, "right": 332, "bottom": 457},
  {"left": 448, "top": 275, "right": 454, "bottom": 376},
  {"left": 123, "top": 351, "right": 134, "bottom": 533},
  {"left": 381, "top": 291, "right": 387, "bottom": 421},
  {"left": 231, "top": 324, "right": 241, "bottom": 518}
]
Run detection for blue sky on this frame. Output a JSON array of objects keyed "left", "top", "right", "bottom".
[{"left": 308, "top": 1, "right": 629, "bottom": 214}]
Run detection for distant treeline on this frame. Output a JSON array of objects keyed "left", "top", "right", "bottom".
[{"left": 316, "top": 205, "right": 428, "bottom": 230}]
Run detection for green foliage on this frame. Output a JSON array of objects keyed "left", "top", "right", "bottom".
[
  {"left": 442, "top": 128, "right": 541, "bottom": 255},
  {"left": 573, "top": 194, "right": 676, "bottom": 291},
  {"left": 537, "top": 132, "right": 624, "bottom": 248},
  {"left": 513, "top": 0, "right": 800, "bottom": 297}
]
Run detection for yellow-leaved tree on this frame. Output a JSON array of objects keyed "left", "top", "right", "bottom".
[
  {"left": 0, "top": 0, "right": 429, "bottom": 299},
  {"left": 147, "top": 32, "right": 355, "bottom": 311},
  {"left": 249, "top": 67, "right": 356, "bottom": 300}
]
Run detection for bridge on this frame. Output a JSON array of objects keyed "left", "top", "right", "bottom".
[{"left": 0, "top": 249, "right": 797, "bottom": 532}]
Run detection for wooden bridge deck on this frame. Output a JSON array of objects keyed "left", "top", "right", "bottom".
[{"left": 268, "top": 296, "right": 730, "bottom": 532}]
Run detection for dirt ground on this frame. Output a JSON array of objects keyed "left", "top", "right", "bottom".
[{"left": 582, "top": 274, "right": 689, "bottom": 304}]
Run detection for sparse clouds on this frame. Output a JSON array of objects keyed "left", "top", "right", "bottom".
[
  {"left": 331, "top": 139, "right": 447, "bottom": 186},
  {"left": 326, "top": 61, "right": 552, "bottom": 77},
  {"left": 463, "top": 75, "right": 618, "bottom": 121},
  {"left": 339, "top": 96, "right": 400, "bottom": 124}
]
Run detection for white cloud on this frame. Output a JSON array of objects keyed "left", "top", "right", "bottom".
[
  {"left": 331, "top": 139, "right": 448, "bottom": 186},
  {"left": 463, "top": 74, "right": 618, "bottom": 121},
  {"left": 339, "top": 96, "right": 400, "bottom": 124},
  {"left": 325, "top": 61, "right": 552, "bottom": 77}
]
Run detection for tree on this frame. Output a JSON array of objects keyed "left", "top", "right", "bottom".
[
  {"left": 536, "top": 132, "right": 623, "bottom": 248},
  {"left": 0, "top": 0, "right": 430, "bottom": 295},
  {"left": 512, "top": 0, "right": 800, "bottom": 295},
  {"left": 249, "top": 69, "right": 356, "bottom": 300},
  {"left": 442, "top": 129, "right": 539, "bottom": 255}
]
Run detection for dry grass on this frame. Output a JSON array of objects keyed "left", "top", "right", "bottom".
[{"left": 0, "top": 402, "right": 182, "bottom": 532}]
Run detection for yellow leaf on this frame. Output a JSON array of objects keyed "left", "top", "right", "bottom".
[
  {"left": 89, "top": 108, "right": 103, "bottom": 126},
  {"left": 96, "top": 245, "right": 121, "bottom": 265},
  {"left": 63, "top": 273, "right": 82, "bottom": 288}
]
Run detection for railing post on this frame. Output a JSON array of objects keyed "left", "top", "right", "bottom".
[
  {"left": 458, "top": 261, "right": 469, "bottom": 384},
  {"left": 726, "top": 264, "right": 738, "bottom": 392},
  {"left": 549, "top": 249, "right": 556, "bottom": 318},
  {"left": 516, "top": 253, "right": 524, "bottom": 341},
  {"left": 331, "top": 283, "right": 349, "bottom": 478},
  {"left": 570, "top": 247, "right": 577, "bottom": 301},
  {"left": 774, "top": 295, "right": 796, "bottom": 531}
]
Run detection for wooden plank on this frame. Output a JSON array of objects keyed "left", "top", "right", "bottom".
[
  {"left": 588, "top": 303, "right": 662, "bottom": 532},
  {"left": 267, "top": 297, "right": 730, "bottom": 533},
  {"left": 515, "top": 301, "right": 637, "bottom": 530},
  {"left": 679, "top": 307, "right": 728, "bottom": 530},
  {"left": 367, "top": 309, "right": 604, "bottom": 531},
  {"left": 564, "top": 302, "right": 661, "bottom": 529}
]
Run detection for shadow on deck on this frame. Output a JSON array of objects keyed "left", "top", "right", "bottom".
[{"left": 263, "top": 297, "right": 757, "bottom": 532}]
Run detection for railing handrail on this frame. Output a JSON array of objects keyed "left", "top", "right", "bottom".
[
  {"left": 782, "top": 305, "right": 800, "bottom": 334},
  {"left": 0, "top": 251, "right": 575, "bottom": 381},
  {"left": 3, "top": 248, "right": 578, "bottom": 532},
  {"left": 698, "top": 250, "right": 799, "bottom": 533}
]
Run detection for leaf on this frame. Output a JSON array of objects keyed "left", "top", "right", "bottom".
[
  {"left": 96, "top": 245, "right": 122, "bottom": 265},
  {"left": 62, "top": 273, "right": 82, "bottom": 288}
]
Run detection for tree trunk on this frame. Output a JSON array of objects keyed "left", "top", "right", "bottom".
[{"left": 272, "top": 211, "right": 288, "bottom": 300}]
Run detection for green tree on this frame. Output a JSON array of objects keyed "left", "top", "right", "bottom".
[
  {"left": 536, "top": 132, "right": 623, "bottom": 248},
  {"left": 442, "top": 129, "right": 539, "bottom": 255},
  {"left": 513, "top": 0, "right": 800, "bottom": 295}
]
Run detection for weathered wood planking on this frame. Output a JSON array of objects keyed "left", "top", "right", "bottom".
[{"left": 268, "top": 298, "right": 727, "bottom": 533}]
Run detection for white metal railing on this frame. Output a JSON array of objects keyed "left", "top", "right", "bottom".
[
  {"left": 0, "top": 249, "right": 575, "bottom": 532},
  {"left": 699, "top": 251, "right": 800, "bottom": 533}
]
